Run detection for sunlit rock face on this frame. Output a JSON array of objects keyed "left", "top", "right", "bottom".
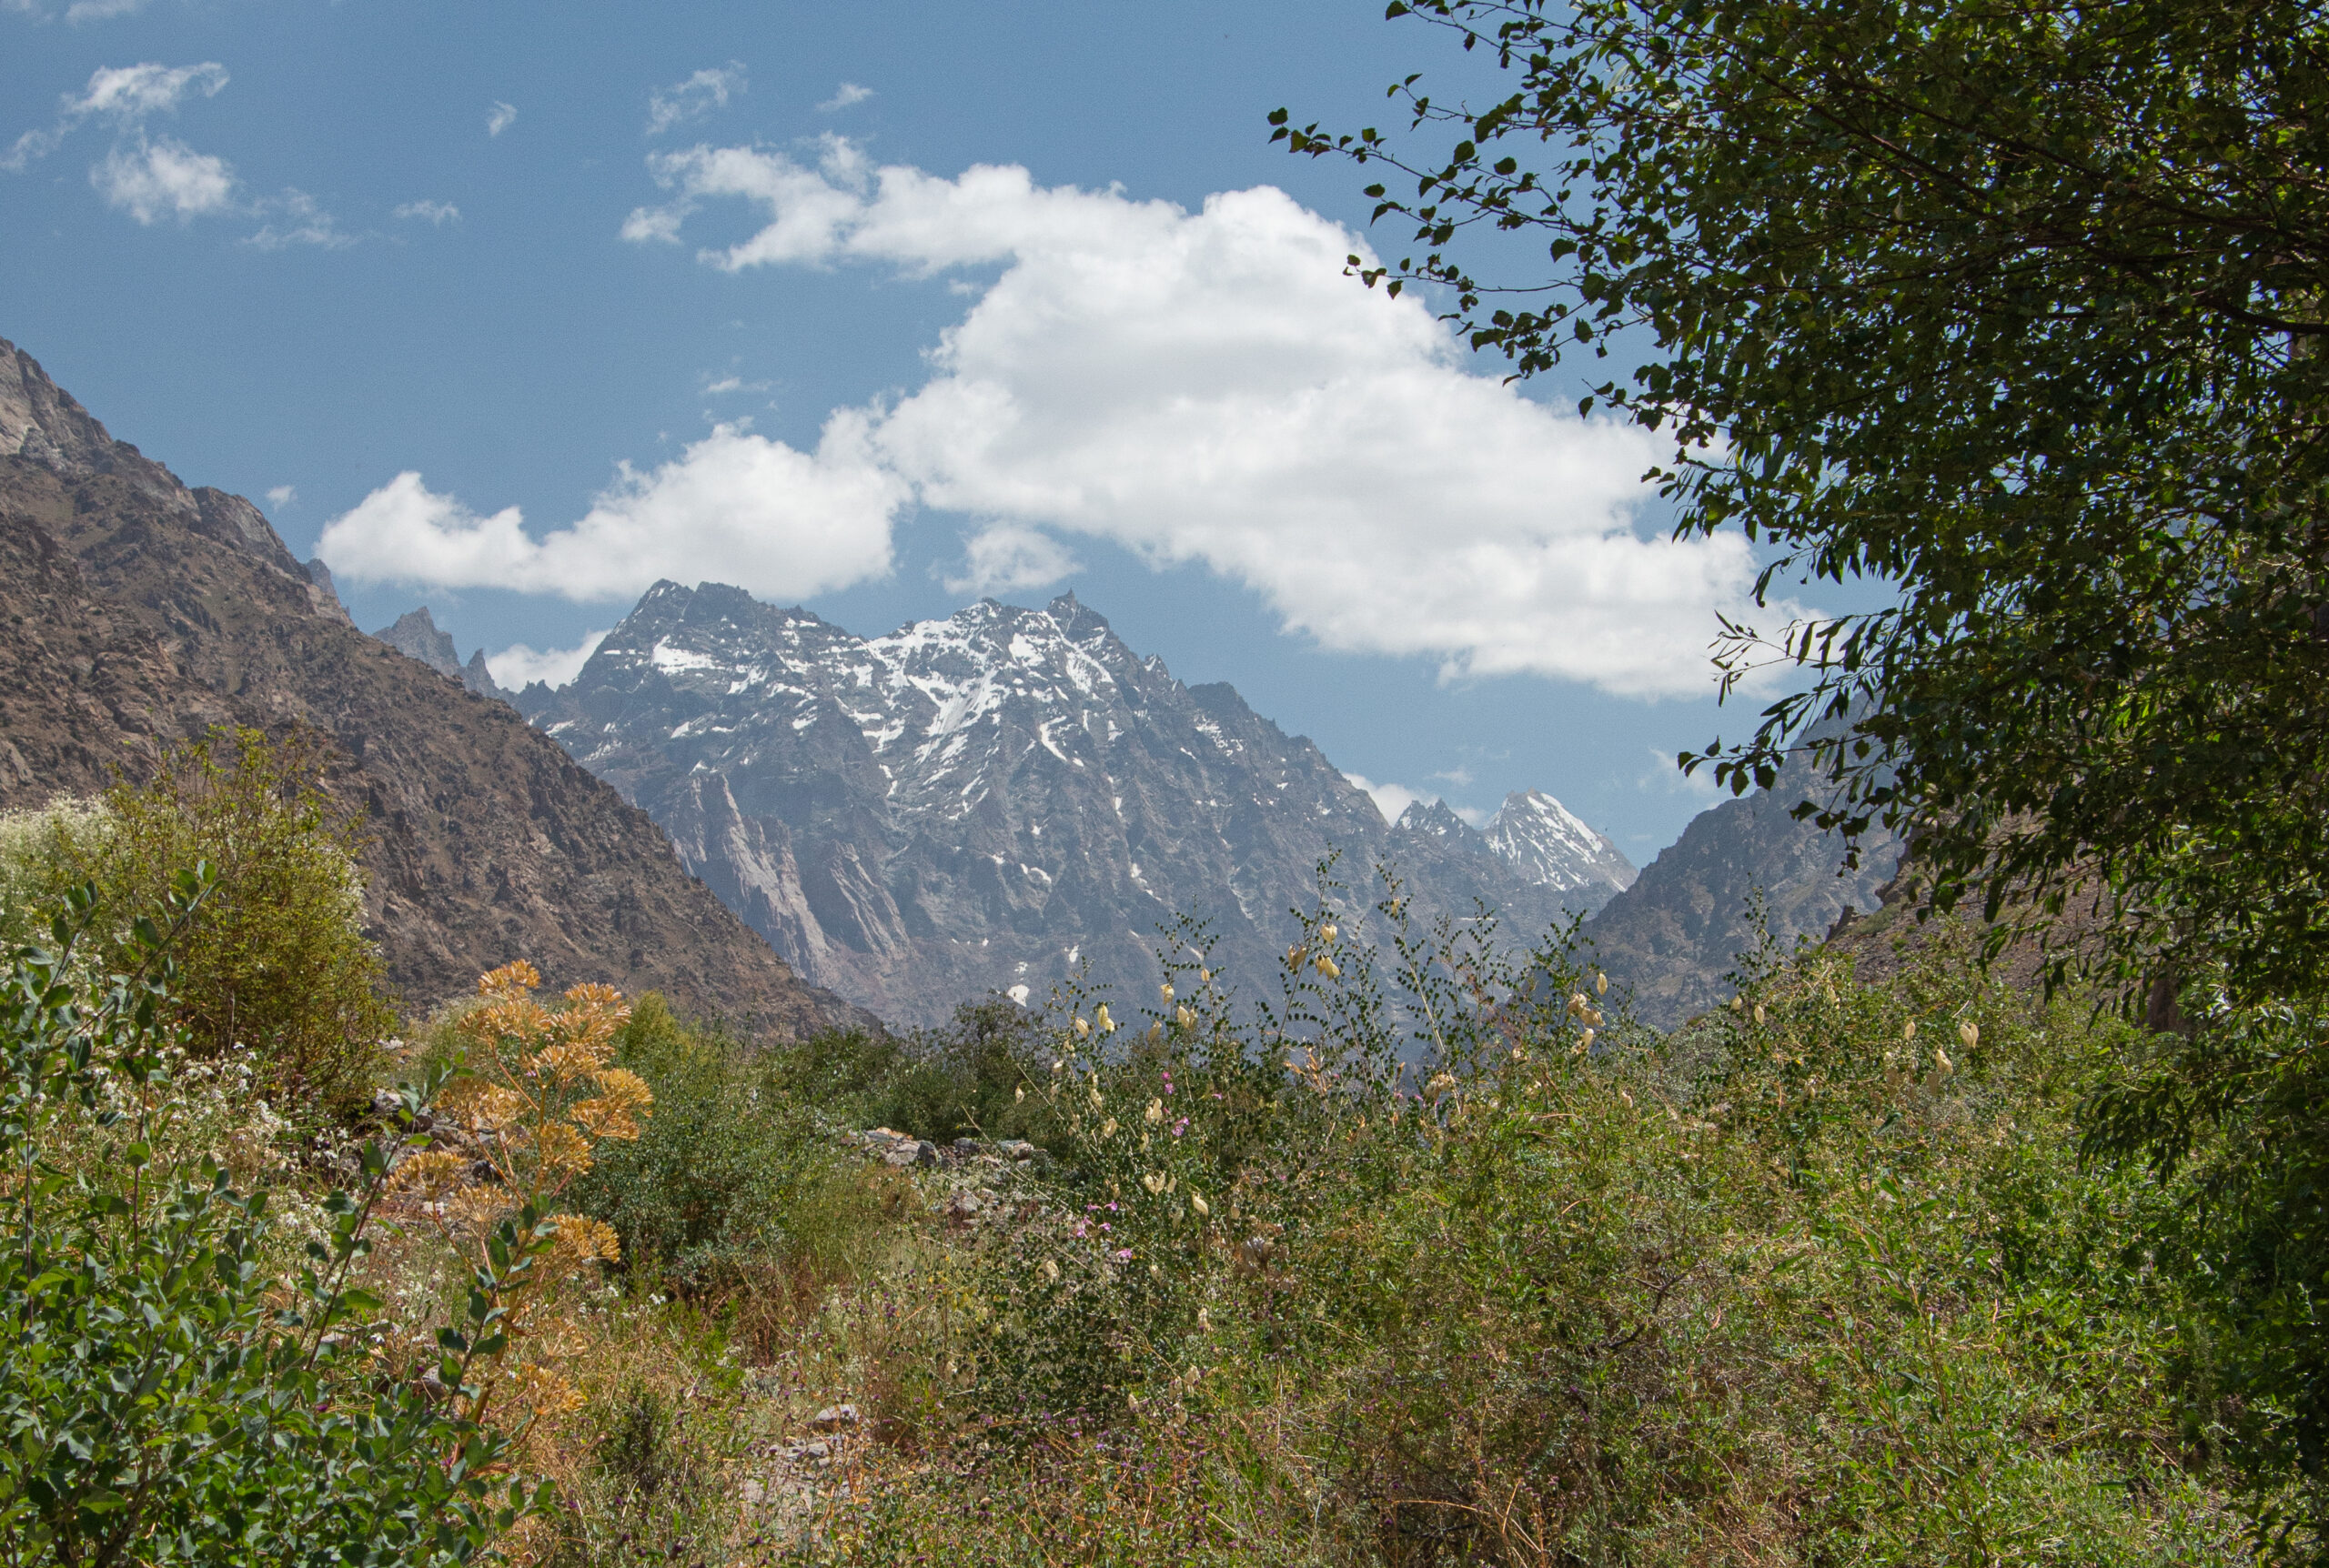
[{"left": 528, "top": 585, "right": 1635, "bottom": 1026}]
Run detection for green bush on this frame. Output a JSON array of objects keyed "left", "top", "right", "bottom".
[
  {"left": 0, "top": 877, "right": 537, "bottom": 1566},
  {"left": 2, "top": 726, "right": 393, "bottom": 1121},
  {"left": 762, "top": 995, "right": 1061, "bottom": 1146}
]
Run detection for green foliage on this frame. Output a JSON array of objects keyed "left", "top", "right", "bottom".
[
  {"left": 13, "top": 726, "right": 394, "bottom": 1120},
  {"left": 0, "top": 874, "right": 539, "bottom": 1566},
  {"left": 798, "top": 876, "right": 2236, "bottom": 1563},
  {"left": 763, "top": 996, "right": 1061, "bottom": 1146},
  {"left": 562, "top": 994, "right": 833, "bottom": 1292},
  {"left": 1275, "top": 0, "right": 2329, "bottom": 1006}
]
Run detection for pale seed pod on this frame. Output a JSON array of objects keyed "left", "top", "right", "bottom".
[
  {"left": 1729, "top": 996, "right": 1745, "bottom": 1012},
  {"left": 1041, "top": 1258, "right": 1060, "bottom": 1282},
  {"left": 1197, "top": 1306, "right": 1214, "bottom": 1332},
  {"left": 1101, "top": 1118, "right": 1118, "bottom": 1138},
  {"left": 1095, "top": 1004, "right": 1115, "bottom": 1033},
  {"left": 1318, "top": 957, "right": 1341, "bottom": 980},
  {"left": 1074, "top": 1016, "right": 1091, "bottom": 1038},
  {"left": 1753, "top": 1003, "right": 1767, "bottom": 1026},
  {"left": 1596, "top": 972, "right": 1608, "bottom": 996},
  {"left": 1902, "top": 1020, "right": 1918, "bottom": 1041},
  {"left": 1145, "top": 1097, "right": 1164, "bottom": 1125},
  {"left": 1579, "top": 1028, "right": 1596, "bottom": 1051},
  {"left": 1161, "top": 983, "right": 1175, "bottom": 1001},
  {"left": 1959, "top": 1020, "right": 1979, "bottom": 1050},
  {"left": 1176, "top": 1005, "right": 1195, "bottom": 1029},
  {"left": 1191, "top": 1192, "right": 1210, "bottom": 1218},
  {"left": 1015, "top": 1084, "right": 1025, "bottom": 1102},
  {"left": 1143, "top": 1171, "right": 1166, "bottom": 1194},
  {"left": 1320, "top": 922, "right": 1338, "bottom": 943}
]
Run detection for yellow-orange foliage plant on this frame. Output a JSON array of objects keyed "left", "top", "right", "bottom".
[{"left": 393, "top": 960, "right": 650, "bottom": 1432}]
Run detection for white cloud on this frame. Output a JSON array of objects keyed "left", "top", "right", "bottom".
[
  {"left": 648, "top": 63, "right": 744, "bottom": 136},
  {"left": 1430, "top": 767, "right": 1475, "bottom": 787},
  {"left": 266, "top": 484, "right": 296, "bottom": 508},
  {"left": 943, "top": 524, "right": 1076, "bottom": 597},
  {"left": 1638, "top": 745, "right": 1726, "bottom": 805},
  {"left": 487, "top": 630, "right": 610, "bottom": 691},
  {"left": 622, "top": 143, "right": 1790, "bottom": 697},
  {"left": 487, "top": 101, "right": 517, "bottom": 137},
  {"left": 245, "top": 187, "right": 351, "bottom": 249},
  {"left": 6, "top": 59, "right": 227, "bottom": 170},
  {"left": 93, "top": 134, "right": 234, "bottom": 223},
  {"left": 817, "top": 82, "right": 873, "bottom": 112},
  {"left": 64, "top": 0, "right": 146, "bottom": 21},
  {"left": 1345, "top": 773, "right": 1422, "bottom": 826},
  {"left": 318, "top": 419, "right": 908, "bottom": 602},
  {"left": 394, "top": 198, "right": 459, "bottom": 225}
]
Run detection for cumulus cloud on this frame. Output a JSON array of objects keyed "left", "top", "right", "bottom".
[
  {"left": 318, "top": 419, "right": 908, "bottom": 601},
  {"left": 648, "top": 63, "right": 744, "bottom": 135},
  {"left": 818, "top": 82, "right": 873, "bottom": 112},
  {"left": 943, "top": 524, "right": 1077, "bottom": 597},
  {"left": 487, "top": 630, "right": 610, "bottom": 691},
  {"left": 487, "top": 101, "right": 517, "bottom": 137},
  {"left": 1344, "top": 773, "right": 1423, "bottom": 827},
  {"left": 266, "top": 484, "right": 296, "bottom": 508},
  {"left": 394, "top": 198, "right": 459, "bottom": 225},
  {"left": 6, "top": 59, "right": 227, "bottom": 170},
  {"left": 93, "top": 135, "right": 234, "bottom": 222},
  {"left": 619, "top": 143, "right": 1786, "bottom": 696}
]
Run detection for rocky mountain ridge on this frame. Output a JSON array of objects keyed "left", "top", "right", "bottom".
[
  {"left": 520, "top": 581, "right": 1636, "bottom": 1025},
  {"left": 0, "top": 335, "right": 860, "bottom": 1035}
]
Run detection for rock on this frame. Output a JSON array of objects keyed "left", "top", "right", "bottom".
[
  {"left": 882, "top": 1140, "right": 938, "bottom": 1168},
  {"left": 810, "top": 1402, "right": 859, "bottom": 1432},
  {"left": 953, "top": 1136, "right": 984, "bottom": 1155},
  {"left": 944, "top": 1190, "right": 984, "bottom": 1221}
]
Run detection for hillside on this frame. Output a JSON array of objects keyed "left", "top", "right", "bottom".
[
  {"left": 0, "top": 336, "right": 863, "bottom": 1035},
  {"left": 1584, "top": 745, "right": 1901, "bottom": 1028}
]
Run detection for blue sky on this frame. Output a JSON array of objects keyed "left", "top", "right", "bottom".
[{"left": 0, "top": 0, "right": 1826, "bottom": 857}]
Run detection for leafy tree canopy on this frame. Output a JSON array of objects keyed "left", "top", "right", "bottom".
[{"left": 1276, "top": 0, "right": 2329, "bottom": 1001}]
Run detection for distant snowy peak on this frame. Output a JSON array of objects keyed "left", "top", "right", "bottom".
[{"left": 1486, "top": 789, "right": 1638, "bottom": 894}]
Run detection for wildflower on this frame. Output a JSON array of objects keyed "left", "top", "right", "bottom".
[
  {"left": 1200, "top": 968, "right": 1211, "bottom": 982},
  {"left": 1287, "top": 944, "right": 1306, "bottom": 967},
  {"left": 1317, "top": 957, "right": 1341, "bottom": 980},
  {"left": 1960, "top": 1020, "right": 1980, "bottom": 1050},
  {"left": 1096, "top": 1003, "right": 1116, "bottom": 1033},
  {"left": 1075, "top": 1015, "right": 1091, "bottom": 1037},
  {"left": 1191, "top": 1192, "right": 1210, "bottom": 1218},
  {"left": 1596, "top": 972, "right": 1608, "bottom": 996},
  {"left": 1568, "top": 991, "right": 1588, "bottom": 1016},
  {"left": 1161, "top": 982, "right": 1175, "bottom": 1001},
  {"left": 1176, "top": 1004, "right": 1195, "bottom": 1029},
  {"left": 1579, "top": 1028, "right": 1596, "bottom": 1051},
  {"left": 1584, "top": 1008, "right": 1604, "bottom": 1029},
  {"left": 1143, "top": 1171, "right": 1167, "bottom": 1194},
  {"left": 1319, "top": 922, "right": 1338, "bottom": 943},
  {"left": 1145, "top": 1097, "right": 1164, "bottom": 1124}
]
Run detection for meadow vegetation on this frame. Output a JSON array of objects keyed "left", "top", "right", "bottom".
[{"left": 0, "top": 739, "right": 2285, "bottom": 1563}]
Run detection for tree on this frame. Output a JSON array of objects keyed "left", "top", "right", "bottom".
[{"left": 1275, "top": 0, "right": 2329, "bottom": 1005}]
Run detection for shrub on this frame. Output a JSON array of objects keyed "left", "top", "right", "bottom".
[
  {"left": 13, "top": 726, "right": 394, "bottom": 1121},
  {"left": 0, "top": 878, "right": 538, "bottom": 1566}
]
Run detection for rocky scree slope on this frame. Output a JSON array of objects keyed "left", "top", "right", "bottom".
[
  {"left": 0, "top": 335, "right": 861, "bottom": 1034},
  {"left": 521, "top": 582, "right": 1635, "bottom": 1026}
]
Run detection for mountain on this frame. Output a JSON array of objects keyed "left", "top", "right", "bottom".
[
  {"left": 522, "top": 582, "right": 1635, "bottom": 1025},
  {"left": 1582, "top": 747, "right": 1901, "bottom": 1029},
  {"left": 0, "top": 335, "right": 860, "bottom": 1036},
  {"left": 370, "top": 606, "right": 510, "bottom": 701}
]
